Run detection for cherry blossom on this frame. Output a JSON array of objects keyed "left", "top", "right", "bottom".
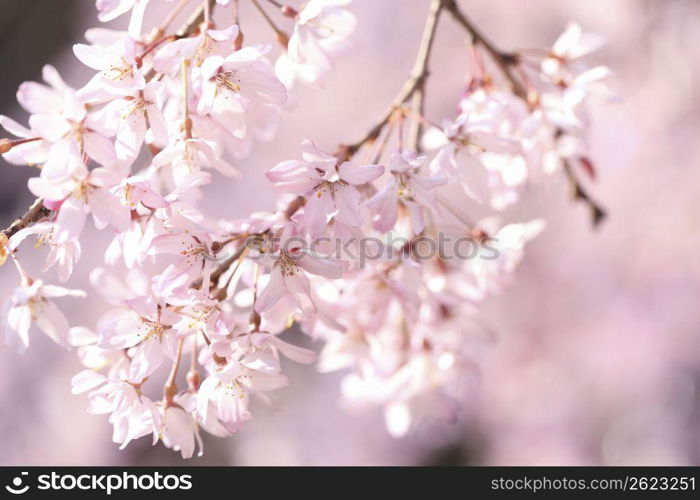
[
  {"left": 160, "top": 404, "right": 203, "bottom": 459},
  {"left": 154, "top": 25, "right": 240, "bottom": 74},
  {"left": 198, "top": 46, "right": 288, "bottom": 138},
  {"left": 266, "top": 140, "right": 383, "bottom": 236},
  {"left": 275, "top": 0, "right": 357, "bottom": 87},
  {"left": 8, "top": 222, "right": 82, "bottom": 282},
  {"left": 365, "top": 151, "right": 445, "bottom": 234},
  {"left": 254, "top": 224, "right": 344, "bottom": 316},
  {"left": 27, "top": 145, "right": 130, "bottom": 242},
  {"left": 152, "top": 138, "right": 240, "bottom": 188},
  {"left": 95, "top": 0, "right": 155, "bottom": 37},
  {"left": 197, "top": 330, "right": 315, "bottom": 433},
  {"left": 2, "top": 261, "right": 85, "bottom": 354},
  {"left": 2, "top": 65, "right": 116, "bottom": 169},
  {"left": 71, "top": 369, "right": 161, "bottom": 449},
  {"left": 74, "top": 36, "right": 146, "bottom": 102}
]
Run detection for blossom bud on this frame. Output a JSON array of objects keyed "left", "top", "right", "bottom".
[
  {"left": 234, "top": 32, "right": 244, "bottom": 51},
  {"left": 187, "top": 370, "right": 201, "bottom": 390},
  {"left": 0, "top": 233, "right": 8, "bottom": 266},
  {"left": 0, "top": 138, "right": 13, "bottom": 154},
  {"left": 276, "top": 31, "right": 289, "bottom": 49},
  {"left": 527, "top": 90, "right": 540, "bottom": 108},
  {"left": 182, "top": 116, "right": 193, "bottom": 138},
  {"left": 164, "top": 380, "right": 177, "bottom": 405},
  {"left": 147, "top": 143, "right": 163, "bottom": 156},
  {"left": 470, "top": 227, "right": 490, "bottom": 242},
  {"left": 281, "top": 5, "right": 298, "bottom": 18},
  {"left": 579, "top": 157, "right": 597, "bottom": 180}
]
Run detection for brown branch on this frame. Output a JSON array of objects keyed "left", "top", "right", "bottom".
[
  {"left": 442, "top": 0, "right": 528, "bottom": 100},
  {"left": 1, "top": 198, "right": 51, "bottom": 239},
  {"left": 176, "top": 0, "right": 216, "bottom": 38},
  {"left": 196, "top": 195, "right": 306, "bottom": 292},
  {"left": 344, "top": 0, "right": 444, "bottom": 156},
  {"left": 562, "top": 159, "right": 607, "bottom": 227},
  {"left": 283, "top": 195, "right": 306, "bottom": 219},
  {"left": 196, "top": 244, "right": 247, "bottom": 290}
]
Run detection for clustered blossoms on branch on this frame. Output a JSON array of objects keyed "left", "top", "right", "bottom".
[{"left": 0, "top": 0, "right": 611, "bottom": 456}]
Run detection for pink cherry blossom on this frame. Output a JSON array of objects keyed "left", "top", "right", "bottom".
[
  {"left": 266, "top": 140, "right": 384, "bottom": 235},
  {"left": 2, "top": 262, "right": 85, "bottom": 354},
  {"left": 74, "top": 36, "right": 146, "bottom": 102},
  {"left": 8, "top": 222, "right": 82, "bottom": 282},
  {"left": 198, "top": 46, "right": 288, "bottom": 138},
  {"left": 91, "top": 80, "right": 169, "bottom": 166},
  {"left": 152, "top": 138, "right": 240, "bottom": 187},
  {"left": 365, "top": 151, "right": 445, "bottom": 234},
  {"left": 71, "top": 369, "right": 161, "bottom": 449},
  {"left": 275, "top": 0, "right": 356, "bottom": 87},
  {"left": 27, "top": 147, "right": 130, "bottom": 242},
  {"left": 94, "top": 0, "right": 158, "bottom": 37},
  {"left": 160, "top": 405, "right": 203, "bottom": 459},
  {"left": 2, "top": 65, "right": 116, "bottom": 168},
  {"left": 254, "top": 224, "right": 344, "bottom": 316},
  {"left": 154, "top": 25, "right": 240, "bottom": 74}
]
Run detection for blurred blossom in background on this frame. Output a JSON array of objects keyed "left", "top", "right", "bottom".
[{"left": 1, "top": 0, "right": 699, "bottom": 465}]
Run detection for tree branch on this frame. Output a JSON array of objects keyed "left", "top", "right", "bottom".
[
  {"left": 197, "top": 195, "right": 306, "bottom": 291},
  {"left": 442, "top": 0, "right": 527, "bottom": 100},
  {"left": 562, "top": 159, "right": 607, "bottom": 227},
  {"left": 1, "top": 198, "right": 50, "bottom": 240},
  {"left": 177, "top": 0, "right": 216, "bottom": 38},
  {"left": 344, "top": 0, "right": 444, "bottom": 156}
]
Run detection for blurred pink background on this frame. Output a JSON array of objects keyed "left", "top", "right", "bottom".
[{"left": 1, "top": 0, "right": 699, "bottom": 465}]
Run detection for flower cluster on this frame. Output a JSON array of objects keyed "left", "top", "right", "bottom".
[{"left": 0, "top": 0, "right": 610, "bottom": 456}]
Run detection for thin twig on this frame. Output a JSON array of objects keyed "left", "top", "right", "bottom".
[
  {"left": 344, "top": 0, "right": 444, "bottom": 156},
  {"left": 158, "top": 0, "right": 192, "bottom": 36},
  {"left": 187, "top": 335, "right": 200, "bottom": 390},
  {"left": 203, "top": 0, "right": 211, "bottom": 26},
  {"left": 251, "top": 0, "right": 289, "bottom": 44},
  {"left": 442, "top": 0, "right": 527, "bottom": 100},
  {"left": 1, "top": 198, "right": 50, "bottom": 239},
  {"left": 249, "top": 262, "right": 261, "bottom": 330},
  {"left": 176, "top": 0, "right": 216, "bottom": 37},
  {"left": 562, "top": 158, "right": 607, "bottom": 227},
  {"left": 195, "top": 194, "right": 306, "bottom": 293},
  {"left": 407, "top": 0, "right": 443, "bottom": 151},
  {"left": 181, "top": 59, "right": 192, "bottom": 138},
  {"left": 164, "top": 337, "right": 185, "bottom": 406},
  {"left": 192, "top": 244, "right": 247, "bottom": 290}
]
